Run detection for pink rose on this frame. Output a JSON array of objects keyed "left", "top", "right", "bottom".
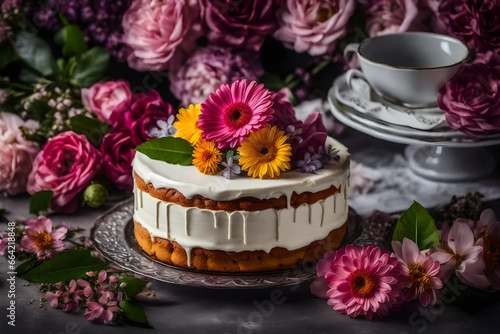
[
  {"left": 27, "top": 131, "right": 102, "bottom": 213},
  {"left": 274, "top": 0, "right": 356, "bottom": 56},
  {"left": 363, "top": 0, "right": 429, "bottom": 37},
  {"left": 0, "top": 112, "right": 39, "bottom": 195},
  {"left": 122, "top": 0, "right": 202, "bottom": 72},
  {"left": 81, "top": 80, "right": 132, "bottom": 124},
  {"left": 438, "top": 51, "right": 500, "bottom": 137},
  {"left": 110, "top": 90, "right": 176, "bottom": 145},
  {"left": 100, "top": 128, "right": 135, "bottom": 191},
  {"left": 199, "top": 0, "right": 278, "bottom": 51}
]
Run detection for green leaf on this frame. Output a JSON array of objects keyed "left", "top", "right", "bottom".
[
  {"left": 119, "top": 277, "right": 148, "bottom": 299},
  {"left": 54, "top": 25, "right": 88, "bottom": 57},
  {"left": 29, "top": 190, "right": 53, "bottom": 215},
  {"left": 13, "top": 31, "right": 56, "bottom": 77},
  {"left": 119, "top": 300, "right": 153, "bottom": 328},
  {"left": 260, "top": 72, "right": 284, "bottom": 92},
  {"left": 19, "top": 68, "right": 41, "bottom": 83},
  {"left": 70, "top": 115, "right": 110, "bottom": 146},
  {"left": 135, "top": 137, "right": 194, "bottom": 166},
  {"left": 0, "top": 41, "right": 18, "bottom": 69},
  {"left": 21, "top": 249, "right": 109, "bottom": 283},
  {"left": 392, "top": 201, "right": 439, "bottom": 251},
  {"left": 16, "top": 258, "right": 42, "bottom": 276},
  {"left": 72, "top": 47, "right": 109, "bottom": 88}
]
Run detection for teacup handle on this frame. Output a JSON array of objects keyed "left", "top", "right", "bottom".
[
  {"left": 343, "top": 43, "right": 359, "bottom": 64},
  {"left": 345, "top": 68, "right": 366, "bottom": 92}
]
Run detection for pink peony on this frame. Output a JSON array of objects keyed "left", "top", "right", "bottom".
[
  {"left": 319, "top": 245, "right": 407, "bottom": 320},
  {"left": 27, "top": 131, "right": 102, "bottom": 213},
  {"left": 438, "top": 51, "right": 500, "bottom": 137},
  {"left": 431, "top": 222, "right": 490, "bottom": 289},
  {"left": 0, "top": 112, "right": 39, "bottom": 195},
  {"left": 392, "top": 238, "right": 443, "bottom": 307},
  {"left": 362, "top": 0, "right": 429, "bottom": 37},
  {"left": 274, "top": 0, "right": 356, "bottom": 56},
  {"left": 19, "top": 216, "right": 67, "bottom": 260},
  {"left": 438, "top": 0, "right": 500, "bottom": 54},
  {"left": 199, "top": 0, "right": 278, "bottom": 51},
  {"left": 110, "top": 90, "right": 177, "bottom": 146},
  {"left": 122, "top": 0, "right": 201, "bottom": 72},
  {"left": 169, "top": 45, "right": 264, "bottom": 106},
  {"left": 81, "top": 80, "right": 132, "bottom": 124},
  {"left": 100, "top": 128, "right": 136, "bottom": 191},
  {"left": 199, "top": 80, "right": 275, "bottom": 149}
]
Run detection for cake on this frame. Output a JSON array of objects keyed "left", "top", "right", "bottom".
[{"left": 132, "top": 79, "right": 350, "bottom": 272}]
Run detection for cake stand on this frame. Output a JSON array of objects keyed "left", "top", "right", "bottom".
[{"left": 328, "top": 74, "right": 500, "bottom": 182}]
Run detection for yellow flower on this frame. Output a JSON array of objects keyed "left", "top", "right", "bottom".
[
  {"left": 237, "top": 125, "right": 291, "bottom": 179},
  {"left": 192, "top": 139, "right": 222, "bottom": 175},
  {"left": 174, "top": 104, "right": 202, "bottom": 145}
]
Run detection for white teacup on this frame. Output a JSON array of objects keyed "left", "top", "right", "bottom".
[{"left": 344, "top": 32, "right": 469, "bottom": 108}]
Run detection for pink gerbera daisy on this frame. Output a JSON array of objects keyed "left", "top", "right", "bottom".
[
  {"left": 324, "top": 245, "right": 407, "bottom": 320},
  {"left": 20, "top": 216, "right": 67, "bottom": 260},
  {"left": 198, "top": 79, "right": 274, "bottom": 149},
  {"left": 392, "top": 238, "right": 443, "bottom": 307}
]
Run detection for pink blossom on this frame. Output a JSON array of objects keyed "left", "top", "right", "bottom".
[
  {"left": 0, "top": 112, "right": 39, "bottom": 195},
  {"left": 431, "top": 222, "right": 490, "bottom": 289},
  {"left": 318, "top": 245, "right": 407, "bottom": 320},
  {"left": 81, "top": 80, "right": 132, "bottom": 124},
  {"left": 310, "top": 250, "right": 337, "bottom": 299},
  {"left": 45, "top": 280, "right": 82, "bottom": 313},
  {"left": 0, "top": 231, "right": 10, "bottom": 256},
  {"left": 77, "top": 270, "right": 119, "bottom": 298},
  {"left": 100, "top": 128, "right": 135, "bottom": 190},
  {"left": 84, "top": 291, "right": 121, "bottom": 324},
  {"left": 19, "top": 216, "right": 67, "bottom": 260},
  {"left": 275, "top": 0, "right": 356, "bottom": 56},
  {"left": 26, "top": 131, "right": 102, "bottom": 213},
  {"left": 473, "top": 209, "right": 500, "bottom": 290},
  {"left": 122, "top": 0, "right": 202, "bottom": 72},
  {"left": 392, "top": 238, "right": 443, "bottom": 307}
]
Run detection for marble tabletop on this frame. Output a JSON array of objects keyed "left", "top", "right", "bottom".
[{"left": 1, "top": 128, "right": 500, "bottom": 334}]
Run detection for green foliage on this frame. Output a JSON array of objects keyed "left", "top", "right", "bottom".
[
  {"left": 135, "top": 137, "right": 194, "bottom": 166},
  {"left": 29, "top": 190, "right": 53, "bottom": 215}
]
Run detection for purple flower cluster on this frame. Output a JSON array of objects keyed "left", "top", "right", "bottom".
[{"left": 29, "top": 0, "right": 131, "bottom": 61}]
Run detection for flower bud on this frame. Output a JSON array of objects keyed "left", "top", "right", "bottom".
[{"left": 83, "top": 183, "right": 108, "bottom": 208}]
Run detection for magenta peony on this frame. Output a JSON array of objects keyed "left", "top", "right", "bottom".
[
  {"left": 122, "top": 0, "right": 201, "bottom": 72},
  {"left": 0, "top": 112, "right": 39, "bottom": 195},
  {"left": 199, "top": 80, "right": 274, "bottom": 149},
  {"left": 110, "top": 90, "right": 177, "bottom": 145},
  {"left": 81, "top": 80, "right": 132, "bottom": 124},
  {"left": 100, "top": 128, "right": 136, "bottom": 191},
  {"left": 438, "top": 51, "right": 500, "bottom": 136},
  {"left": 438, "top": 0, "right": 500, "bottom": 54},
  {"left": 19, "top": 216, "right": 67, "bottom": 260},
  {"left": 199, "top": 0, "right": 278, "bottom": 51},
  {"left": 169, "top": 45, "right": 264, "bottom": 106},
  {"left": 362, "top": 0, "right": 429, "bottom": 37},
  {"left": 274, "top": 0, "right": 356, "bottom": 56},
  {"left": 319, "top": 245, "right": 407, "bottom": 320},
  {"left": 27, "top": 131, "right": 102, "bottom": 213}
]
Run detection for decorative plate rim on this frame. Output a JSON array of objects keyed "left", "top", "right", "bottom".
[{"left": 90, "top": 197, "right": 363, "bottom": 289}]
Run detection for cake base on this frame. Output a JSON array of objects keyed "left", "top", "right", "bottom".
[{"left": 134, "top": 219, "right": 347, "bottom": 273}]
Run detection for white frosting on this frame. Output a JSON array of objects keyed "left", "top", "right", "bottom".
[{"left": 132, "top": 137, "right": 350, "bottom": 266}]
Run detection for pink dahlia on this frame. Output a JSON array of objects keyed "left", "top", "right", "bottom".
[
  {"left": 122, "top": 0, "right": 201, "bottom": 72},
  {"left": 19, "top": 216, "right": 67, "bottom": 260},
  {"left": 431, "top": 222, "right": 490, "bottom": 289},
  {"left": 274, "top": 0, "right": 356, "bottom": 56},
  {"left": 199, "top": 80, "right": 274, "bottom": 149},
  {"left": 392, "top": 238, "right": 443, "bottom": 307},
  {"left": 323, "top": 245, "right": 406, "bottom": 320}
]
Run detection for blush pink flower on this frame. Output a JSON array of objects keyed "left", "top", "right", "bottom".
[
  {"left": 83, "top": 291, "right": 121, "bottom": 324},
  {"left": 199, "top": 80, "right": 274, "bottom": 149},
  {"left": 81, "top": 80, "right": 132, "bottom": 124},
  {"left": 122, "top": 0, "right": 201, "bottom": 72},
  {"left": 0, "top": 112, "right": 39, "bottom": 195},
  {"left": 45, "top": 280, "right": 82, "bottom": 313},
  {"left": 392, "top": 238, "right": 443, "bottom": 307},
  {"left": 19, "top": 216, "right": 67, "bottom": 260},
  {"left": 0, "top": 231, "right": 10, "bottom": 256},
  {"left": 100, "top": 128, "right": 135, "bottom": 191},
  {"left": 274, "top": 0, "right": 356, "bottom": 56},
  {"left": 26, "top": 131, "right": 102, "bottom": 213},
  {"left": 431, "top": 221, "right": 490, "bottom": 289},
  {"left": 473, "top": 209, "right": 500, "bottom": 290},
  {"left": 199, "top": 0, "right": 278, "bottom": 51},
  {"left": 321, "top": 245, "right": 407, "bottom": 320}
]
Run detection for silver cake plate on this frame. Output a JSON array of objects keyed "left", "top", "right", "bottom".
[{"left": 90, "top": 197, "right": 363, "bottom": 289}]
